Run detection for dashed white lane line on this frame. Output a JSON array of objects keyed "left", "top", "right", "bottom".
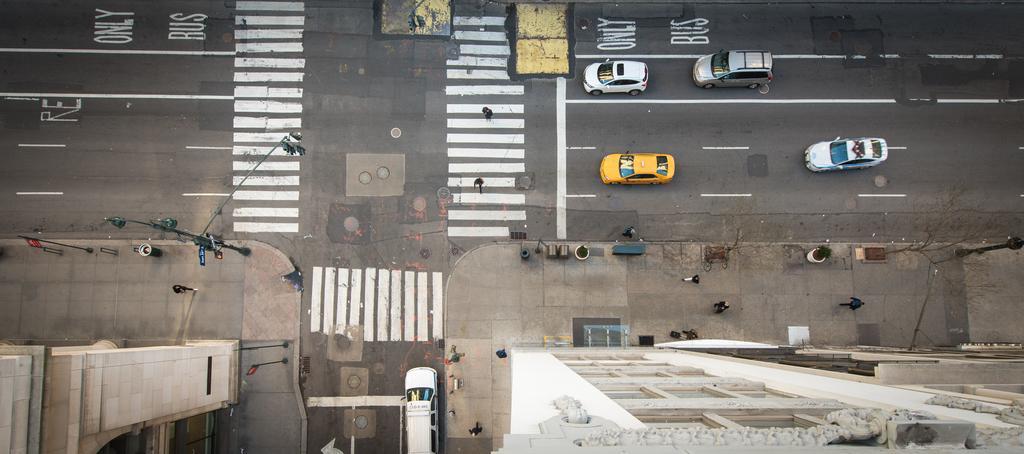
[
  {"left": 447, "top": 148, "right": 525, "bottom": 159},
  {"left": 888, "top": 146, "right": 908, "bottom": 150},
  {"left": 858, "top": 194, "right": 907, "bottom": 197},
  {"left": 447, "top": 104, "right": 523, "bottom": 114},
  {"left": 233, "top": 222, "right": 299, "bottom": 232},
  {"left": 447, "top": 177, "right": 515, "bottom": 187},
  {"left": 567, "top": 146, "right": 596, "bottom": 150},
  {"left": 447, "top": 118, "right": 524, "bottom": 129},
  {"left": 232, "top": 175, "right": 300, "bottom": 185},
  {"left": 234, "top": 86, "right": 303, "bottom": 98},
  {"left": 453, "top": 30, "right": 507, "bottom": 41},
  {"left": 186, "top": 146, "right": 232, "bottom": 150},
  {"left": 448, "top": 163, "right": 525, "bottom": 173},
  {"left": 234, "top": 116, "right": 302, "bottom": 129},
  {"left": 182, "top": 193, "right": 229, "bottom": 197},
  {"left": 234, "top": 72, "right": 304, "bottom": 82},
  {"left": 232, "top": 161, "right": 300, "bottom": 171},
  {"left": 236, "top": 1, "right": 305, "bottom": 11},
  {"left": 447, "top": 210, "right": 527, "bottom": 221},
  {"left": 446, "top": 133, "right": 524, "bottom": 144},
  {"left": 235, "top": 29, "right": 304, "bottom": 40},
  {"left": 0, "top": 47, "right": 233, "bottom": 56},
  {"left": 446, "top": 56, "right": 507, "bottom": 67},
  {"left": 445, "top": 85, "right": 525, "bottom": 96},
  {"left": 703, "top": 146, "right": 749, "bottom": 150},
  {"left": 700, "top": 193, "right": 753, "bottom": 197},
  {"left": 232, "top": 190, "right": 300, "bottom": 200},
  {"left": 234, "top": 57, "right": 306, "bottom": 68},
  {"left": 446, "top": 69, "right": 510, "bottom": 80},
  {"left": 452, "top": 193, "right": 526, "bottom": 204},
  {"left": 556, "top": 77, "right": 567, "bottom": 239},
  {"left": 453, "top": 16, "right": 505, "bottom": 26},
  {"left": 235, "top": 16, "right": 305, "bottom": 26},
  {"left": 0, "top": 92, "right": 231, "bottom": 100},
  {"left": 235, "top": 42, "right": 304, "bottom": 53},
  {"left": 232, "top": 207, "right": 300, "bottom": 217},
  {"left": 15, "top": 192, "right": 62, "bottom": 195},
  {"left": 447, "top": 226, "right": 510, "bottom": 237},
  {"left": 565, "top": 194, "right": 597, "bottom": 198},
  {"left": 567, "top": 98, "right": 1024, "bottom": 104},
  {"left": 17, "top": 143, "right": 65, "bottom": 148}
]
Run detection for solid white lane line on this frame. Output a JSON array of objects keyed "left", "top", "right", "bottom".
[
  {"left": 453, "top": 16, "right": 505, "bottom": 26},
  {"left": 447, "top": 133, "right": 524, "bottom": 144},
  {"left": 0, "top": 47, "right": 233, "bottom": 56},
  {"left": 234, "top": 86, "right": 303, "bottom": 98},
  {"left": 182, "top": 193, "right": 230, "bottom": 197},
  {"left": 234, "top": 100, "right": 303, "bottom": 113},
  {"left": 234, "top": 29, "right": 304, "bottom": 40},
  {"left": 567, "top": 98, "right": 1024, "bottom": 104},
  {"left": 447, "top": 177, "right": 515, "bottom": 187},
  {"left": 448, "top": 148, "right": 525, "bottom": 159},
  {"left": 234, "top": 132, "right": 293, "bottom": 142},
  {"left": 0, "top": 92, "right": 230, "bottom": 100},
  {"left": 453, "top": 30, "right": 506, "bottom": 41},
  {"left": 232, "top": 175, "right": 299, "bottom": 185},
  {"left": 448, "top": 163, "right": 525, "bottom": 173},
  {"left": 403, "top": 271, "right": 415, "bottom": 341},
  {"left": 377, "top": 270, "right": 390, "bottom": 342},
  {"left": 446, "top": 85, "right": 524, "bottom": 96},
  {"left": 447, "top": 210, "right": 526, "bottom": 221},
  {"left": 235, "top": 72, "right": 304, "bottom": 82},
  {"left": 565, "top": 194, "right": 597, "bottom": 198},
  {"left": 459, "top": 44, "right": 510, "bottom": 55},
  {"left": 233, "top": 222, "right": 299, "bottom": 232},
  {"left": 232, "top": 161, "right": 300, "bottom": 171},
  {"left": 446, "top": 69, "right": 510, "bottom": 80},
  {"left": 323, "top": 268, "right": 336, "bottom": 335},
  {"left": 452, "top": 193, "right": 525, "bottom": 204},
  {"left": 234, "top": 57, "right": 306, "bottom": 68},
  {"left": 703, "top": 146, "right": 749, "bottom": 150},
  {"left": 416, "top": 272, "right": 428, "bottom": 341},
  {"left": 310, "top": 267, "right": 323, "bottom": 333},
  {"left": 235, "top": 16, "right": 305, "bottom": 26},
  {"left": 231, "top": 207, "right": 299, "bottom": 217},
  {"left": 350, "top": 269, "right": 362, "bottom": 327},
  {"left": 236, "top": 1, "right": 305, "bottom": 11},
  {"left": 390, "top": 270, "right": 401, "bottom": 342},
  {"left": 234, "top": 116, "right": 302, "bottom": 129},
  {"left": 700, "top": 193, "right": 752, "bottom": 197},
  {"left": 567, "top": 146, "right": 596, "bottom": 150},
  {"left": 928, "top": 54, "right": 1003, "bottom": 59},
  {"left": 888, "top": 146, "right": 908, "bottom": 150},
  {"left": 232, "top": 190, "right": 299, "bottom": 200},
  {"left": 431, "top": 272, "right": 443, "bottom": 340},
  {"left": 447, "top": 104, "right": 523, "bottom": 113},
  {"left": 186, "top": 146, "right": 232, "bottom": 150},
  {"left": 577, "top": 53, "right": 1009, "bottom": 60},
  {"left": 18, "top": 143, "right": 65, "bottom": 148},
  {"left": 447, "top": 226, "right": 510, "bottom": 237},
  {"left": 858, "top": 194, "right": 907, "bottom": 197},
  {"left": 236, "top": 42, "right": 304, "bottom": 53},
  {"left": 337, "top": 268, "right": 350, "bottom": 334},
  {"left": 447, "top": 118, "right": 524, "bottom": 128},
  {"left": 364, "top": 268, "right": 376, "bottom": 342},
  {"left": 556, "top": 77, "right": 567, "bottom": 239},
  {"left": 446, "top": 56, "right": 507, "bottom": 67},
  {"left": 15, "top": 192, "right": 62, "bottom": 195}
]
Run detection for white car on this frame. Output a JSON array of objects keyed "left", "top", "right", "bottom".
[
  {"left": 805, "top": 137, "right": 888, "bottom": 172},
  {"left": 582, "top": 60, "right": 648, "bottom": 96},
  {"left": 405, "top": 367, "right": 438, "bottom": 454}
]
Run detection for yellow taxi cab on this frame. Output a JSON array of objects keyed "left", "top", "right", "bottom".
[{"left": 600, "top": 153, "right": 675, "bottom": 184}]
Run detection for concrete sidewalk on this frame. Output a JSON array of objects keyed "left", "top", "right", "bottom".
[{"left": 442, "top": 240, "right": 1020, "bottom": 451}]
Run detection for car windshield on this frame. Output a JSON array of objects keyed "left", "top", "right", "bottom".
[
  {"left": 829, "top": 141, "right": 849, "bottom": 164},
  {"left": 869, "top": 140, "right": 883, "bottom": 158},
  {"left": 656, "top": 156, "right": 669, "bottom": 176},
  {"left": 711, "top": 52, "right": 730, "bottom": 77},
  {"left": 619, "top": 155, "right": 635, "bottom": 177},
  {"left": 407, "top": 387, "right": 434, "bottom": 402},
  {"left": 597, "top": 63, "right": 615, "bottom": 83}
]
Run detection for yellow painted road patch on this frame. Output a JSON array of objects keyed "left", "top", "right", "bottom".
[
  {"left": 380, "top": 0, "right": 451, "bottom": 36},
  {"left": 516, "top": 39, "right": 568, "bottom": 75},
  {"left": 516, "top": 4, "right": 567, "bottom": 39}
]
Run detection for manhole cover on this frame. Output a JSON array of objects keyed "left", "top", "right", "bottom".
[
  {"left": 420, "top": 248, "right": 431, "bottom": 259},
  {"left": 354, "top": 415, "right": 369, "bottom": 429},
  {"left": 874, "top": 175, "right": 888, "bottom": 187},
  {"left": 343, "top": 216, "right": 360, "bottom": 232},
  {"left": 347, "top": 375, "right": 362, "bottom": 389},
  {"left": 377, "top": 166, "right": 390, "bottom": 179},
  {"left": 390, "top": 127, "right": 402, "bottom": 138},
  {"left": 759, "top": 84, "right": 770, "bottom": 95},
  {"left": 413, "top": 196, "right": 427, "bottom": 211},
  {"left": 358, "top": 171, "right": 372, "bottom": 184},
  {"left": 437, "top": 187, "right": 452, "bottom": 201}
]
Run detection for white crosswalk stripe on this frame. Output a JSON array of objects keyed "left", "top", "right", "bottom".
[
  {"left": 453, "top": 16, "right": 505, "bottom": 26},
  {"left": 447, "top": 118, "right": 523, "bottom": 129},
  {"left": 447, "top": 148, "right": 525, "bottom": 159},
  {"left": 308, "top": 267, "right": 444, "bottom": 341},
  {"left": 453, "top": 30, "right": 507, "bottom": 41},
  {"left": 446, "top": 69, "right": 510, "bottom": 80},
  {"left": 446, "top": 56, "right": 507, "bottom": 67}
]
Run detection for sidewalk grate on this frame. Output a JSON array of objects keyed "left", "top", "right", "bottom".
[
  {"left": 300, "top": 356, "right": 311, "bottom": 375},
  {"left": 510, "top": 231, "right": 527, "bottom": 240}
]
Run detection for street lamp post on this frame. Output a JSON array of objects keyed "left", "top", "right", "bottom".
[
  {"left": 246, "top": 357, "right": 288, "bottom": 376},
  {"left": 104, "top": 216, "right": 252, "bottom": 256},
  {"left": 955, "top": 236, "right": 1024, "bottom": 257}
]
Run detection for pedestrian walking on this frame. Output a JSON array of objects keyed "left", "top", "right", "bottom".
[
  {"left": 482, "top": 106, "right": 493, "bottom": 120},
  {"left": 840, "top": 297, "right": 865, "bottom": 311},
  {"left": 474, "top": 177, "right": 485, "bottom": 194},
  {"left": 172, "top": 285, "right": 197, "bottom": 294},
  {"left": 713, "top": 301, "right": 730, "bottom": 313},
  {"left": 682, "top": 274, "right": 700, "bottom": 284},
  {"left": 469, "top": 422, "right": 483, "bottom": 436},
  {"left": 622, "top": 226, "right": 637, "bottom": 239},
  {"left": 448, "top": 409, "right": 456, "bottom": 417}
]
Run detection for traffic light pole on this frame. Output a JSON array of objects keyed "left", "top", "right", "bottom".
[{"left": 104, "top": 217, "right": 251, "bottom": 256}]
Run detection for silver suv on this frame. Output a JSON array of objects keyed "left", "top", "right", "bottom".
[{"left": 693, "top": 50, "right": 773, "bottom": 89}]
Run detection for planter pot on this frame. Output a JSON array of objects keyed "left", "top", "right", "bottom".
[
  {"left": 806, "top": 248, "right": 827, "bottom": 263},
  {"left": 575, "top": 245, "right": 590, "bottom": 261}
]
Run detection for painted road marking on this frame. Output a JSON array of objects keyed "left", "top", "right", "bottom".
[
  {"left": 452, "top": 193, "right": 526, "bottom": 204},
  {"left": 232, "top": 190, "right": 299, "bottom": 200},
  {"left": 565, "top": 194, "right": 597, "bottom": 198},
  {"left": 453, "top": 16, "right": 505, "bottom": 26},
  {"left": 445, "top": 85, "right": 524, "bottom": 96},
  {"left": 186, "top": 146, "right": 232, "bottom": 150},
  {"left": 0, "top": 47, "right": 233, "bottom": 56},
  {"left": 15, "top": 192, "right": 62, "bottom": 195},
  {"left": 18, "top": 143, "right": 65, "bottom": 148},
  {"left": 234, "top": 116, "right": 302, "bottom": 129},
  {"left": 364, "top": 268, "right": 376, "bottom": 342},
  {"left": 703, "top": 146, "right": 749, "bottom": 150},
  {"left": 446, "top": 69, "right": 510, "bottom": 80},
  {"left": 447, "top": 177, "right": 515, "bottom": 187},
  {"left": 416, "top": 272, "right": 428, "bottom": 341},
  {"left": 182, "top": 193, "right": 229, "bottom": 197},
  {"left": 231, "top": 207, "right": 299, "bottom": 217},
  {"left": 236, "top": 42, "right": 304, "bottom": 53},
  {"left": 233, "top": 161, "right": 300, "bottom": 171},
  {"left": 403, "top": 271, "right": 414, "bottom": 340},
  {"left": 237, "top": 1, "right": 305, "bottom": 11},
  {"left": 431, "top": 272, "right": 443, "bottom": 340},
  {"left": 377, "top": 271, "right": 390, "bottom": 342},
  {"left": 350, "top": 269, "right": 362, "bottom": 327},
  {"left": 567, "top": 98, "right": 1024, "bottom": 104},
  {"left": 235, "top": 72, "right": 304, "bottom": 82},
  {"left": 446, "top": 133, "right": 524, "bottom": 144},
  {"left": 448, "top": 163, "right": 525, "bottom": 173},
  {"left": 447, "top": 118, "right": 524, "bottom": 128},
  {"left": 858, "top": 194, "right": 907, "bottom": 197},
  {"left": 234, "top": 86, "right": 303, "bottom": 98},
  {"left": 447, "top": 104, "right": 523, "bottom": 113},
  {"left": 446, "top": 56, "right": 507, "bottom": 67},
  {"left": 0, "top": 92, "right": 230, "bottom": 100},
  {"left": 556, "top": 77, "right": 567, "bottom": 239},
  {"left": 233, "top": 222, "right": 299, "bottom": 232},
  {"left": 447, "top": 210, "right": 526, "bottom": 221},
  {"left": 701, "top": 193, "right": 753, "bottom": 197},
  {"left": 234, "top": 145, "right": 289, "bottom": 156},
  {"left": 235, "top": 16, "right": 305, "bottom": 26},
  {"left": 567, "top": 146, "right": 596, "bottom": 150},
  {"left": 337, "top": 268, "right": 350, "bottom": 334},
  {"left": 577, "top": 53, "right": 1012, "bottom": 60},
  {"left": 234, "top": 57, "right": 306, "bottom": 68},
  {"left": 234, "top": 132, "right": 294, "bottom": 142},
  {"left": 453, "top": 30, "right": 506, "bottom": 41},
  {"left": 390, "top": 270, "right": 401, "bottom": 342},
  {"left": 888, "top": 146, "right": 908, "bottom": 150},
  {"left": 447, "top": 226, "right": 511, "bottom": 237},
  {"left": 232, "top": 175, "right": 299, "bottom": 185},
  {"left": 234, "top": 100, "right": 303, "bottom": 113},
  {"left": 323, "top": 268, "right": 336, "bottom": 335},
  {"left": 447, "top": 148, "right": 525, "bottom": 159},
  {"left": 235, "top": 29, "right": 304, "bottom": 40},
  {"left": 311, "top": 267, "right": 323, "bottom": 333}
]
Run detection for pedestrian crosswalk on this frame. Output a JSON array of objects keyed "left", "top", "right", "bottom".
[
  {"left": 445, "top": 13, "right": 526, "bottom": 238},
  {"left": 309, "top": 267, "right": 444, "bottom": 342},
  {"left": 230, "top": 1, "right": 305, "bottom": 234}
]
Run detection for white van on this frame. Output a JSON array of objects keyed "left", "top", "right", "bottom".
[{"left": 405, "top": 367, "right": 438, "bottom": 454}]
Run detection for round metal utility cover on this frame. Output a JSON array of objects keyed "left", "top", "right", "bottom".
[
  {"left": 437, "top": 187, "right": 452, "bottom": 201},
  {"left": 420, "top": 248, "right": 431, "bottom": 259},
  {"left": 759, "top": 84, "right": 770, "bottom": 95},
  {"left": 874, "top": 175, "right": 888, "bottom": 188},
  {"left": 354, "top": 415, "right": 369, "bottom": 430},
  {"left": 347, "top": 375, "right": 362, "bottom": 389},
  {"left": 358, "top": 171, "right": 372, "bottom": 184},
  {"left": 412, "top": 196, "right": 427, "bottom": 212},
  {"left": 343, "top": 216, "right": 360, "bottom": 232},
  {"left": 390, "top": 127, "right": 402, "bottom": 138},
  {"left": 377, "top": 166, "right": 390, "bottom": 180}
]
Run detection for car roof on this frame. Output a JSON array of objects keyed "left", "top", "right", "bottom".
[
  {"left": 405, "top": 367, "right": 436, "bottom": 391},
  {"left": 609, "top": 60, "right": 647, "bottom": 79},
  {"left": 728, "top": 51, "right": 772, "bottom": 70}
]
